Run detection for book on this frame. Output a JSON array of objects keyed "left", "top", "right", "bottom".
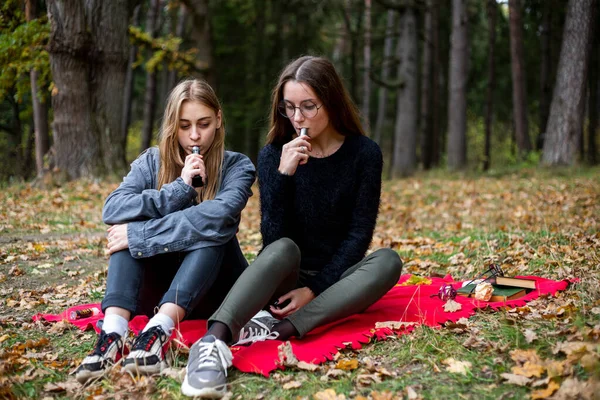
[
  {"left": 457, "top": 284, "right": 527, "bottom": 302},
  {"left": 493, "top": 276, "right": 536, "bottom": 289}
]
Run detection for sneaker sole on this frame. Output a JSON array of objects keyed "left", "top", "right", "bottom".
[
  {"left": 181, "top": 373, "right": 227, "bottom": 398},
  {"left": 122, "top": 360, "right": 167, "bottom": 375},
  {"left": 75, "top": 369, "right": 104, "bottom": 384}
]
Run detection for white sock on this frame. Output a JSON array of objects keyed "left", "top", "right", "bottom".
[
  {"left": 102, "top": 314, "right": 129, "bottom": 338},
  {"left": 143, "top": 313, "right": 175, "bottom": 336}
]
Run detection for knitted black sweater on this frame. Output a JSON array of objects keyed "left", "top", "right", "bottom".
[{"left": 257, "top": 134, "right": 382, "bottom": 296}]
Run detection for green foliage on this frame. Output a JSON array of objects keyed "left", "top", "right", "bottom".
[{"left": 0, "top": 4, "right": 50, "bottom": 103}]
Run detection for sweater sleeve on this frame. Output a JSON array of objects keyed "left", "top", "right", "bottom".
[
  {"left": 126, "top": 152, "right": 256, "bottom": 258},
  {"left": 303, "top": 143, "right": 383, "bottom": 295},
  {"left": 103, "top": 149, "right": 197, "bottom": 224},
  {"left": 258, "top": 145, "right": 295, "bottom": 248}
]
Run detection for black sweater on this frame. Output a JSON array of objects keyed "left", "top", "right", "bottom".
[{"left": 257, "top": 134, "right": 383, "bottom": 296}]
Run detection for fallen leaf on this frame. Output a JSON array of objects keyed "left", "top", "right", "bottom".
[
  {"left": 530, "top": 381, "right": 560, "bottom": 400},
  {"left": 405, "top": 386, "right": 420, "bottom": 400},
  {"left": 512, "top": 361, "right": 545, "bottom": 378},
  {"left": 297, "top": 361, "right": 319, "bottom": 371},
  {"left": 500, "top": 373, "right": 532, "bottom": 386},
  {"left": 335, "top": 359, "right": 359, "bottom": 371},
  {"left": 442, "top": 358, "right": 471, "bottom": 375},
  {"left": 400, "top": 275, "right": 432, "bottom": 286},
  {"left": 510, "top": 349, "right": 542, "bottom": 365},
  {"left": 277, "top": 341, "right": 298, "bottom": 367},
  {"left": 443, "top": 299, "right": 462, "bottom": 312},
  {"left": 313, "top": 389, "right": 346, "bottom": 400},
  {"left": 282, "top": 380, "right": 302, "bottom": 390},
  {"left": 375, "top": 321, "right": 416, "bottom": 330},
  {"left": 523, "top": 329, "right": 538, "bottom": 343},
  {"left": 371, "top": 391, "right": 395, "bottom": 400}
]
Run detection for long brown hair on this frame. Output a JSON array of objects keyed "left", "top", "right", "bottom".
[
  {"left": 157, "top": 79, "right": 225, "bottom": 201},
  {"left": 266, "top": 56, "right": 365, "bottom": 145}
]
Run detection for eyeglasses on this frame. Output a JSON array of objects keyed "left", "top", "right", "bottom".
[
  {"left": 278, "top": 100, "right": 322, "bottom": 119},
  {"left": 462, "top": 264, "right": 505, "bottom": 297}
]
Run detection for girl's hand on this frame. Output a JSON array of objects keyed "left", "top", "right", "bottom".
[
  {"left": 278, "top": 136, "right": 312, "bottom": 176},
  {"left": 107, "top": 224, "right": 129, "bottom": 255},
  {"left": 181, "top": 153, "right": 206, "bottom": 186},
  {"left": 269, "top": 287, "right": 315, "bottom": 318}
]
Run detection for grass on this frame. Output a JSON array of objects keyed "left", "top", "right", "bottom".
[{"left": 0, "top": 168, "right": 599, "bottom": 399}]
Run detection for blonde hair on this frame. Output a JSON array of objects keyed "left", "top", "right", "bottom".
[{"left": 157, "top": 79, "right": 225, "bottom": 201}]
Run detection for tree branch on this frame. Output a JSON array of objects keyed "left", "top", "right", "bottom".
[{"left": 369, "top": 71, "right": 404, "bottom": 90}]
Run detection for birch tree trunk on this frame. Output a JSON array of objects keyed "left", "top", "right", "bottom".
[
  {"left": 26, "top": 0, "right": 49, "bottom": 177},
  {"left": 446, "top": 0, "right": 468, "bottom": 170},
  {"left": 542, "top": 0, "right": 597, "bottom": 165}
]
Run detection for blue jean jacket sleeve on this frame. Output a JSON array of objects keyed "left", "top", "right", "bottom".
[
  {"left": 126, "top": 152, "right": 256, "bottom": 258},
  {"left": 102, "top": 148, "right": 197, "bottom": 223}
]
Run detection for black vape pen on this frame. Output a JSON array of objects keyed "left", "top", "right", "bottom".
[{"left": 191, "top": 146, "right": 204, "bottom": 188}]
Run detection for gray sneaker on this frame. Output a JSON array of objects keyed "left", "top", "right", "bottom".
[
  {"left": 181, "top": 335, "right": 233, "bottom": 398},
  {"left": 234, "top": 310, "right": 280, "bottom": 346}
]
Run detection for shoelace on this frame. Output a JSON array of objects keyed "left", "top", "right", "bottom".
[
  {"left": 91, "top": 332, "right": 119, "bottom": 356},
  {"left": 236, "top": 320, "right": 280, "bottom": 346},
  {"left": 133, "top": 327, "right": 165, "bottom": 352},
  {"left": 193, "top": 340, "right": 232, "bottom": 373}
]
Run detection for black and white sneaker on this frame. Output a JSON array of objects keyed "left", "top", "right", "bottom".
[
  {"left": 122, "top": 325, "right": 169, "bottom": 375},
  {"left": 74, "top": 330, "right": 127, "bottom": 384},
  {"left": 234, "top": 310, "right": 280, "bottom": 346}
]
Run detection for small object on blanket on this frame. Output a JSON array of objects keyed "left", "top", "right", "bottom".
[
  {"left": 474, "top": 282, "right": 494, "bottom": 301},
  {"left": 69, "top": 307, "right": 100, "bottom": 320}
]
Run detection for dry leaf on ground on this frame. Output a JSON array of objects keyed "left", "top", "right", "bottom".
[
  {"left": 443, "top": 299, "right": 462, "bottom": 312},
  {"left": 500, "top": 373, "right": 533, "bottom": 386},
  {"left": 313, "top": 388, "right": 346, "bottom": 400},
  {"left": 442, "top": 358, "right": 471, "bottom": 375}
]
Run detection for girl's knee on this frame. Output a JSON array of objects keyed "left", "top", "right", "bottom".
[
  {"left": 373, "top": 248, "right": 403, "bottom": 282},
  {"left": 256, "top": 237, "right": 300, "bottom": 274}
]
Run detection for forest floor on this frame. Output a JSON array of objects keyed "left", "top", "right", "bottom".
[{"left": 0, "top": 167, "right": 599, "bottom": 399}]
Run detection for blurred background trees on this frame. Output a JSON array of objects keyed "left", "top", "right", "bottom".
[{"left": 0, "top": 0, "right": 598, "bottom": 183}]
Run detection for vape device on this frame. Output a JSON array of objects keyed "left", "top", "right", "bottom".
[
  {"left": 191, "top": 146, "right": 204, "bottom": 188},
  {"left": 300, "top": 127, "right": 308, "bottom": 137}
]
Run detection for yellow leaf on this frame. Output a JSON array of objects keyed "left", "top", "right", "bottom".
[
  {"left": 335, "top": 359, "right": 359, "bottom": 371},
  {"left": 530, "top": 381, "right": 560, "bottom": 400},
  {"left": 400, "top": 275, "right": 432, "bottom": 286},
  {"left": 511, "top": 361, "right": 545, "bottom": 378},
  {"left": 313, "top": 388, "right": 346, "bottom": 400}
]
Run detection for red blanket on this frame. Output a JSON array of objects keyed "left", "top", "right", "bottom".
[{"left": 33, "top": 274, "right": 569, "bottom": 376}]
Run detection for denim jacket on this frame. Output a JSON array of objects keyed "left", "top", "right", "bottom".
[{"left": 103, "top": 147, "right": 256, "bottom": 259}]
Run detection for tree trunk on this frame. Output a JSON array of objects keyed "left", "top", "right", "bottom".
[
  {"left": 483, "top": 0, "right": 497, "bottom": 171},
  {"left": 91, "top": 0, "right": 131, "bottom": 174},
  {"left": 167, "top": 5, "right": 187, "bottom": 91},
  {"left": 542, "top": 0, "right": 597, "bottom": 165},
  {"left": 121, "top": 4, "right": 141, "bottom": 154},
  {"left": 446, "top": 0, "right": 468, "bottom": 170},
  {"left": 392, "top": 7, "right": 418, "bottom": 177},
  {"left": 181, "top": 0, "right": 214, "bottom": 86},
  {"left": 374, "top": 10, "right": 395, "bottom": 146},
  {"left": 587, "top": 11, "right": 599, "bottom": 165},
  {"left": 362, "top": 0, "right": 372, "bottom": 131},
  {"left": 140, "top": 0, "right": 161, "bottom": 153},
  {"left": 47, "top": 0, "right": 100, "bottom": 179},
  {"left": 421, "top": 0, "right": 434, "bottom": 170},
  {"left": 245, "top": 0, "right": 266, "bottom": 165},
  {"left": 26, "top": 0, "right": 50, "bottom": 177},
  {"left": 538, "top": 0, "right": 552, "bottom": 150},
  {"left": 431, "top": 0, "right": 441, "bottom": 167},
  {"left": 508, "top": 0, "right": 531, "bottom": 157}
]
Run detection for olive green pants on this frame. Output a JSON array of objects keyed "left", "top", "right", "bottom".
[{"left": 208, "top": 238, "right": 402, "bottom": 340}]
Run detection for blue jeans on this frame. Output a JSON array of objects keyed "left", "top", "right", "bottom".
[{"left": 102, "top": 237, "right": 247, "bottom": 319}]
